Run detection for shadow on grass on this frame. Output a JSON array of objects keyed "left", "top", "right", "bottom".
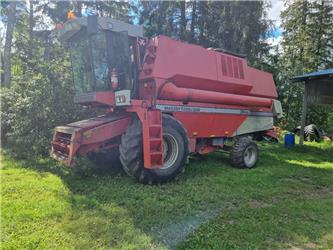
[{"left": 2, "top": 141, "right": 333, "bottom": 249}]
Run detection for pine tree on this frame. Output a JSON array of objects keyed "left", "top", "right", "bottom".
[
  {"left": 2, "top": 1, "right": 16, "bottom": 86},
  {"left": 278, "top": 0, "right": 333, "bottom": 129}
]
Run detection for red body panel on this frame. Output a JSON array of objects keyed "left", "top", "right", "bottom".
[
  {"left": 174, "top": 113, "right": 247, "bottom": 138},
  {"left": 74, "top": 92, "right": 115, "bottom": 107},
  {"left": 51, "top": 114, "right": 131, "bottom": 165},
  {"left": 67, "top": 114, "right": 124, "bottom": 131},
  {"left": 247, "top": 67, "right": 277, "bottom": 98},
  {"left": 140, "top": 36, "right": 278, "bottom": 99}
]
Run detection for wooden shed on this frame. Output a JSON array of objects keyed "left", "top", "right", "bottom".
[{"left": 291, "top": 68, "right": 333, "bottom": 145}]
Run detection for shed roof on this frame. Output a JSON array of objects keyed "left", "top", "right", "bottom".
[{"left": 291, "top": 68, "right": 333, "bottom": 82}]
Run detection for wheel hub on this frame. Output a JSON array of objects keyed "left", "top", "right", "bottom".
[
  {"left": 162, "top": 133, "right": 179, "bottom": 169},
  {"left": 244, "top": 145, "right": 257, "bottom": 167}
]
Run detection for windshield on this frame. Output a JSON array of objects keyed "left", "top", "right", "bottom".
[{"left": 69, "top": 30, "right": 109, "bottom": 93}]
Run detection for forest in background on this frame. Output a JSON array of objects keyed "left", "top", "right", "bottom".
[{"left": 1, "top": 0, "right": 333, "bottom": 157}]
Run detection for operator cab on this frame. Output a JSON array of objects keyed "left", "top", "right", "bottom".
[{"left": 57, "top": 16, "right": 145, "bottom": 107}]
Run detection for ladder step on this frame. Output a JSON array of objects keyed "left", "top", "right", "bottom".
[
  {"left": 143, "top": 110, "right": 164, "bottom": 168},
  {"left": 150, "top": 151, "right": 163, "bottom": 156},
  {"left": 149, "top": 138, "right": 162, "bottom": 153},
  {"left": 150, "top": 152, "right": 163, "bottom": 166},
  {"left": 149, "top": 126, "right": 161, "bottom": 138},
  {"left": 149, "top": 138, "right": 162, "bottom": 142},
  {"left": 149, "top": 124, "right": 161, "bottom": 128}
]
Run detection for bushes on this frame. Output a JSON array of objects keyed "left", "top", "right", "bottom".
[
  {"left": 2, "top": 71, "right": 62, "bottom": 156},
  {"left": 1, "top": 50, "right": 96, "bottom": 157}
]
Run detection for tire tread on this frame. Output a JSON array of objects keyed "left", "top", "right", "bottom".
[{"left": 229, "top": 137, "right": 258, "bottom": 169}]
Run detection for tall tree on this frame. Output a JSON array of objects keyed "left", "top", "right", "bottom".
[
  {"left": 28, "top": 0, "right": 35, "bottom": 55},
  {"left": 179, "top": 1, "right": 186, "bottom": 40},
  {"left": 83, "top": 1, "right": 131, "bottom": 21},
  {"left": 277, "top": 0, "right": 333, "bottom": 129},
  {"left": 310, "top": 0, "right": 333, "bottom": 69},
  {"left": 280, "top": 0, "right": 332, "bottom": 75},
  {"left": 3, "top": 1, "right": 16, "bottom": 86},
  {"left": 189, "top": 1, "right": 197, "bottom": 42},
  {"left": 197, "top": 1, "right": 208, "bottom": 46}
]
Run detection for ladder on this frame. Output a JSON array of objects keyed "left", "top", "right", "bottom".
[{"left": 141, "top": 110, "right": 163, "bottom": 168}]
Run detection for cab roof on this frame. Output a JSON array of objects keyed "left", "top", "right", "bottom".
[{"left": 57, "top": 16, "right": 144, "bottom": 41}]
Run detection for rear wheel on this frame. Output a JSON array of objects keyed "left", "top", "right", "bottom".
[
  {"left": 229, "top": 137, "right": 259, "bottom": 169},
  {"left": 119, "top": 114, "right": 188, "bottom": 184}
]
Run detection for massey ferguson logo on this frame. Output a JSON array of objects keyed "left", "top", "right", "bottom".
[
  {"left": 156, "top": 104, "right": 272, "bottom": 117},
  {"left": 162, "top": 105, "right": 201, "bottom": 112}
]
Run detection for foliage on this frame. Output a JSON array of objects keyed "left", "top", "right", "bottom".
[
  {"left": 1, "top": 141, "right": 333, "bottom": 248},
  {"left": 1, "top": 47, "right": 87, "bottom": 156},
  {"left": 1, "top": 1, "right": 130, "bottom": 157},
  {"left": 0, "top": 12, "right": 98, "bottom": 156},
  {"left": 306, "top": 105, "right": 333, "bottom": 131},
  {"left": 276, "top": 0, "right": 333, "bottom": 130}
]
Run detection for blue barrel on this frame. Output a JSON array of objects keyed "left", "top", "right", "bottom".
[{"left": 284, "top": 133, "right": 295, "bottom": 148}]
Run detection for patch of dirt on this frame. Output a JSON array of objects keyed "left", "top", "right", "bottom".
[
  {"left": 285, "top": 176, "right": 312, "bottom": 184},
  {"left": 290, "top": 188, "right": 333, "bottom": 200},
  {"left": 306, "top": 188, "right": 333, "bottom": 199},
  {"left": 246, "top": 188, "right": 333, "bottom": 210},
  {"left": 289, "top": 242, "right": 319, "bottom": 250},
  {"left": 247, "top": 200, "right": 273, "bottom": 209}
]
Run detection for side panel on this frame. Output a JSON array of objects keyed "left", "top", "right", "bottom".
[
  {"left": 234, "top": 116, "right": 274, "bottom": 136},
  {"left": 156, "top": 102, "right": 274, "bottom": 139},
  {"left": 79, "top": 117, "right": 131, "bottom": 146},
  {"left": 173, "top": 113, "right": 247, "bottom": 138},
  {"left": 248, "top": 67, "right": 278, "bottom": 98}
]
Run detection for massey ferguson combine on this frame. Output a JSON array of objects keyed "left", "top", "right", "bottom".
[{"left": 51, "top": 16, "right": 283, "bottom": 184}]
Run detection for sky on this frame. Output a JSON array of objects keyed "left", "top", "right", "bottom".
[
  {"left": 266, "top": 0, "right": 286, "bottom": 47},
  {"left": 268, "top": 0, "right": 285, "bottom": 28}
]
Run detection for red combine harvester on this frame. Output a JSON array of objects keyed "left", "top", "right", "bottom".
[{"left": 51, "top": 16, "right": 283, "bottom": 184}]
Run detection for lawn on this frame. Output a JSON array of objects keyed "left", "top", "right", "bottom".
[{"left": 1, "top": 141, "right": 333, "bottom": 249}]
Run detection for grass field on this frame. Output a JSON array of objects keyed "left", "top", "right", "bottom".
[{"left": 1, "top": 141, "right": 333, "bottom": 249}]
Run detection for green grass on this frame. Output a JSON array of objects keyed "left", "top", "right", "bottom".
[{"left": 1, "top": 141, "right": 333, "bottom": 249}]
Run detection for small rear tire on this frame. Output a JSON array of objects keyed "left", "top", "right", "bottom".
[{"left": 230, "top": 137, "right": 259, "bottom": 169}]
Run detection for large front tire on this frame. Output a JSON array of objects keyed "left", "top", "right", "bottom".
[{"left": 119, "top": 115, "right": 188, "bottom": 184}]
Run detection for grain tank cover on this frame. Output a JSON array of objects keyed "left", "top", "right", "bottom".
[{"left": 141, "top": 36, "right": 277, "bottom": 99}]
